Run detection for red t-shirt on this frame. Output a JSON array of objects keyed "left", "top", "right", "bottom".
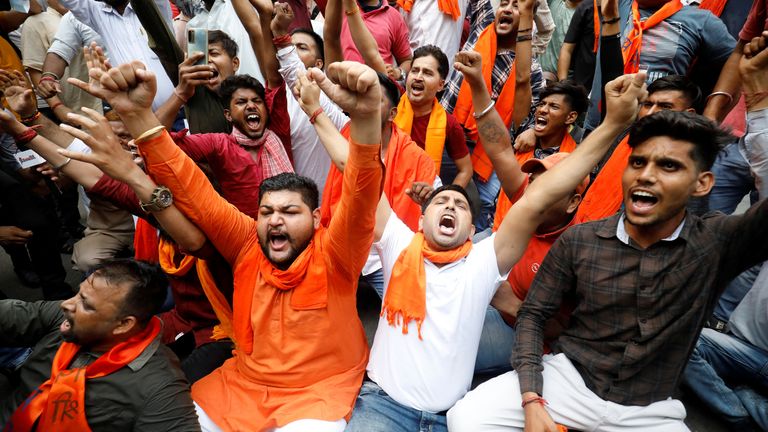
[
  {"left": 739, "top": 0, "right": 768, "bottom": 41},
  {"left": 340, "top": 4, "right": 412, "bottom": 65},
  {"left": 409, "top": 112, "right": 469, "bottom": 160}
]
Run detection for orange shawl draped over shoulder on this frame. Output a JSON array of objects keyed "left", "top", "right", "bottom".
[{"left": 575, "top": 135, "right": 631, "bottom": 223}]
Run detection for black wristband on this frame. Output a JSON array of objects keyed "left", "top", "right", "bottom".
[
  {"left": 517, "top": 34, "right": 533, "bottom": 42},
  {"left": 601, "top": 16, "right": 620, "bottom": 24}
]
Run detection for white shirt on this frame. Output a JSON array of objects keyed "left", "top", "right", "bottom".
[
  {"left": 367, "top": 214, "right": 508, "bottom": 412},
  {"left": 401, "top": 0, "right": 469, "bottom": 70},
  {"left": 276, "top": 44, "right": 347, "bottom": 197},
  {"left": 48, "top": 11, "right": 105, "bottom": 64},
  {"left": 207, "top": 0, "right": 264, "bottom": 83},
  {"left": 58, "top": 0, "right": 174, "bottom": 111}
]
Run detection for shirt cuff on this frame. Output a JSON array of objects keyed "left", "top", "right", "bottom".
[
  {"left": 276, "top": 45, "right": 296, "bottom": 59},
  {"left": 348, "top": 140, "right": 382, "bottom": 170}
]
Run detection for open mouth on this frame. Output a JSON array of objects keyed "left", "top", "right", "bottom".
[
  {"left": 438, "top": 214, "right": 456, "bottom": 236},
  {"left": 245, "top": 112, "right": 262, "bottom": 130},
  {"left": 409, "top": 81, "right": 425, "bottom": 96},
  {"left": 268, "top": 231, "right": 290, "bottom": 251},
  {"left": 629, "top": 190, "right": 659, "bottom": 213},
  {"left": 497, "top": 15, "right": 514, "bottom": 29},
  {"left": 534, "top": 116, "right": 548, "bottom": 132},
  {"left": 208, "top": 69, "right": 220, "bottom": 85}
]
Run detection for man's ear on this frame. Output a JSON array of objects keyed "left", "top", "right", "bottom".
[
  {"left": 312, "top": 207, "right": 321, "bottom": 229},
  {"left": 418, "top": 214, "right": 424, "bottom": 232},
  {"left": 113, "top": 315, "right": 138, "bottom": 337},
  {"left": 691, "top": 171, "right": 715, "bottom": 197},
  {"left": 388, "top": 106, "right": 397, "bottom": 122},
  {"left": 315, "top": 58, "right": 324, "bottom": 70},
  {"left": 224, "top": 109, "right": 232, "bottom": 122},
  {"left": 232, "top": 56, "right": 240, "bottom": 73},
  {"left": 567, "top": 193, "right": 583, "bottom": 214},
  {"left": 437, "top": 79, "right": 445, "bottom": 92},
  {"left": 565, "top": 110, "right": 578, "bottom": 125}
]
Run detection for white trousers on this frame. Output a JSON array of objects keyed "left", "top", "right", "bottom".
[
  {"left": 447, "top": 353, "right": 689, "bottom": 432},
  {"left": 194, "top": 402, "right": 347, "bottom": 432}
]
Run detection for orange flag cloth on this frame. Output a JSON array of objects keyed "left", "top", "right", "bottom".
[
  {"left": 397, "top": 0, "right": 461, "bottom": 20},
  {"left": 621, "top": 0, "right": 683, "bottom": 73},
  {"left": 452, "top": 23, "right": 518, "bottom": 181},
  {"left": 383, "top": 233, "right": 472, "bottom": 339},
  {"left": 493, "top": 133, "right": 578, "bottom": 231},
  {"left": 394, "top": 96, "right": 447, "bottom": 174},
  {"left": 321, "top": 124, "right": 436, "bottom": 232},
  {"left": 575, "top": 135, "right": 631, "bottom": 223},
  {"left": 6, "top": 317, "right": 161, "bottom": 432}
]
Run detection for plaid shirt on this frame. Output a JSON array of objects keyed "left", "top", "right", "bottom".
[
  {"left": 514, "top": 204, "right": 768, "bottom": 406},
  {"left": 440, "top": 0, "right": 544, "bottom": 139}
]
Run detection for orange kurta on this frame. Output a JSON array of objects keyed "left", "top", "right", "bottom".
[
  {"left": 138, "top": 131, "right": 383, "bottom": 431},
  {"left": 321, "top": 124, "right": 436, "bottom": 232}
]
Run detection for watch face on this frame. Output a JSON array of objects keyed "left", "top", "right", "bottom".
[{"left": 157, "top": 189, "right": 173, "bottom": 207}]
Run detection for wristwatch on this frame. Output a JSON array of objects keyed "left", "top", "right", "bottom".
[{"left": 140, "top": 186, "right": 173, "bottom": 213}]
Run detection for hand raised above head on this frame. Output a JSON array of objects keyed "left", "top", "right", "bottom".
[
  {"left": 68, "top": 43, "right": 157, "bottom": 117},
  {"left": 249, "top": 0, "right": 274, "bottom": 14},
  {"left": 600, "top": 0, "right": 619, "bottom": 20},
  {"left": 603, "top": 72, "right": 648, "bottom": 127},
  {"left": 271, "top": 2, "right": 294, "bottom": 36},
  {"left": 453, "top": 50, "right": 484, "bottom": 87},
  {"left": 740, "top": 31, "right": 768, "bottom": 108},
  {"left": 307, "top": 61, "right": 381, "bottom": 120},
  {"left": 0, "top": 70, "right": 37, "bottom": 117},
  {"left": 405, "top": 181, "right": 434, "bottom": 206},
  {"left": 57, "top": 107, "right": 143, "bottom": 183}
]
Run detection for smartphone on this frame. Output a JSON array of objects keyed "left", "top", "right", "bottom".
[{"left": 187, "top": 28, "right": 208, "bottom": 66}]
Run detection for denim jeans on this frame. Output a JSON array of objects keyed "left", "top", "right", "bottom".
[
  {"left": 683, "top": 328, "right": 768, "bottom": 430},
  {"left": 709, "top": 142, "right": 757, "bottom": 214},
  {"left": 473, "top": 172, "right": 500, "bottom": 232},
  {"left": 474, "top": 307, "right": 516, "bottom": 374},
  {"left": 713, "top": 264, "right": 760, "bottom": 322},
  {"left": 346, "top": 380, "right": 448, "bottom": 432},
  {"left": 0, "top": 347, "right": 32, "bottom": 370},
  {"left": 362, "top": 268, "right": 385, "bottom": 298}
]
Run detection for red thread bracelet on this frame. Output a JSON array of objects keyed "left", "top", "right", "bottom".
[
  {"left": 521, "top": 396, "right": 548, "bottom": 408},
  {"left": 309, "top": 107, "right": 323, "bottom": 124},
  {"left": 20, "top": 112, "right": 41, "bottom": 124},
  {"left": 272, "top": 34, "right": 292, "bottom": 46},
  {"left": 49, "top": 101, "right": 64, "bottom": 111},
  {"left": 14, "top": 128, "right": 38, "bottom": 146}
]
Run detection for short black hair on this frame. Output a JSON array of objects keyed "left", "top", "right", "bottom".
[
  {"left": 422, "top": 184, "right": 476, "bottom": 221},
  {"left": 413, "top": 45, "right": 449, "bottom": 79},
  {"left": 259, "top": 172, "right": 320, "bottom": 210},
  {"left": 377, "top": 72, "right": 401, "bottom": 109},
  {"left": 90, "top": 259, "right": 168, "bottom": 326},
  {"left": 539, "top": 80, "right": 589, "bottom": 115},
  {"left": 291, "top": 28, "right": 325, "bottom": 63},
  {"left": 647, "top": 75, "right": 702, "bottom": 112},
  {"left": 208, "top": 30, "right": 239, "bottom": 59},
  {"left": 219, "top": 74, "right": 266, "bottom": 107},
  {"left": 628, "top": 110, "right": 733, "bottom": 171}
]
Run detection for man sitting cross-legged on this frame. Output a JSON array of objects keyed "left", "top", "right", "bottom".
[
  {"left": 63, "top": 59, "right": 385, "bottom": 431},
  {"left": 447, "top": 35, "right": 768, "bottom": 432},
  {"left": 0, "top": 259, "right": 201, "bottom": 431}
]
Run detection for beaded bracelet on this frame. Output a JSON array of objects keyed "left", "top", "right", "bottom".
[{"left": 20, "top": 112, "right": 41, "bottom": 125}]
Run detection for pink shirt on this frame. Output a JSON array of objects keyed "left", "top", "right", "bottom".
[{"left": 340, "top": 4, "right": 412, "bottom": 65}]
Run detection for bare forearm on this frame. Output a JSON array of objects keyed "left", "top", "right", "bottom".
[
  {"left": 25, "top": 135, "right": 103, "bottom": 189},
  {"left": 557, "top": 44, "right": 574, "bottom": 81},
  {"left": 29, "top": 112, "right": 75, "bottom": 148},
  {"left": 452, "top": 155, "right": 473, "bottom": 187},
  {"left": 42, "top": 52, "right": 69, "bottom": 79},
  {"left": 703, "top": 44, "right": 743, "bottom": 123},
  {"left": 344, "top": 0, "right": 387, "bottom": 73},
  {"left": 312, "top": 112, "right": 350, "bottom": 170},
  {"left": 323, "top": 0, "right": 344, "bottom": 66},
  {"left": 155, "top": 92, "right": 185, "bottom": 130}
]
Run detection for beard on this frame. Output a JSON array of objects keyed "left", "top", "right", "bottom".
[{"left": 258, "top": 231, "right": 313, "bottom": 270}]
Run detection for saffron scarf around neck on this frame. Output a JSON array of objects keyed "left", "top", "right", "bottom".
[
  {"left": 453, "top": 23, "right": 517, "bottom": 181},
  {"left": 6, "top": 317, "right": 161, "bottom": 432},
  {"left": 394, "top": 96, "right": 447, "bottom": 174},
  {"left": 575, "top": 134, "right": 630, "bottom": 223},
  {"left": 493, "top": 131, "right": 578, "bottom": 231},
  {"left": 233, "top": 227, "right": 329, "bottom": 354},
  {"left": 397, "top": 0, "right": 461, "bottom": 20},
  {"left": 383, "top": 232, "right": 472, "bottom": 339},
  {"left": 621, "top": 0, "right": 683, "bottom": 73}
]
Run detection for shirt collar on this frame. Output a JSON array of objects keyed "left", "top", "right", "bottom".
[{"left": 615, "top": 213, "right": 686, "bottom": 245}]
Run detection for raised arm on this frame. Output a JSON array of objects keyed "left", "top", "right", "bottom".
[
  {"left": 323, "top": 0, "right": 344, "bottom": 66},
  {"left": 294, "top": 70, "right": 349, "bottom": 170},
  {"left": 66, "top": 47, "right": 256, "bottom": 264},
  {"left": 312, "top": 62, "right": 384, "bottom": 277},
  {"left": 37, "top": 53, "right": 68, "bottom": 99},
  {"left": 232, "top": 0, "right": 282, "bottom": 88},
  {"left": 512, "top": 0, "right": 535, "bottom": 129},
  {"left": 739, "top": 31, "right": 768, "bottom": 197},
  {"left": 495, "top": 72, "right": 648, "bottom": 274},
  {"left": 453, "top": 51, "right": 527, "bottom": 202},
  {"left": 342, "top": 0, "right": 388, "bottom": 74},
  {"left": 557, "top": 42, "right": 575, "bottom": 82}
]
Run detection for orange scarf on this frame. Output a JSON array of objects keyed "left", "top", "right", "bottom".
[
  {"left": 622, "top": 0, "right": 683, "bottom": 73},
  {"left": 397, "top": 0, "right": 461, "bottom": 20},
  {"left": 133, "top": 218, "right": 160, "bottom": 263},
  {"left": 6, "top": 317, "right": 161, "bottom": 432},
  {"left": 493, "top": 132, "right": 577, "bottom": 231},
  {"left": 699, "top": 0, "right": 727, "bottom": 16},
  {"left": 234, "top": 228, "right": 329, "bottom": 354},
  {"left": 575, "top": 135, "right": 630, "bottom": 223},
  {"left": 453, "top": 24, "right": 517, "bottom": 181},
  {"left": 321, "top": 124, "right": 435, "bottom": 232},
  {"left": 383, "top": 233, "right": 472, "bottom": 339},
  {"left": 157, "top": 238, "right": 235, "bottom": 342},
  {"left": 394, "top": 96, "right": 447, "bottom": 174}
]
